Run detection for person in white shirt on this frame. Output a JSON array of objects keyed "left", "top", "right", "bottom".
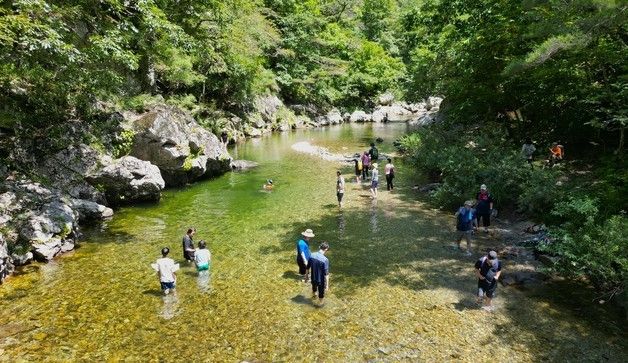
[
  {"left": 384, "top": 158, "right": 395, "bottom": 191},
  {"left": 152, "top": 247, "right": 179, "bottom": 295},
  {"left": 194, "top": 240, "right": 211, "bottom": 272}
]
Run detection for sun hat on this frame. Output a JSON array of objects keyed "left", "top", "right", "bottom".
[
  {"left": 267, "top": 179, "right": 273, "bottom": 184},
  {"left": 301, "top": 229, "right": 315, "bottom": 238},
  {"left": 480, "top": 184, "right": 487, "bottom": 190}
]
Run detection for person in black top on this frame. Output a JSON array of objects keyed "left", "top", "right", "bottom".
[
  {"left": 475, "top": 184, "right": 494, "bottom": 233},
  {"left": 475, "top": 250, "right": 502, "bottom": 311},
  {"left": 182, "top": 228, "right": 196, "bottom": 262},
  {"left": 368, "top": 142, "right": 379, "bottom": 161}
]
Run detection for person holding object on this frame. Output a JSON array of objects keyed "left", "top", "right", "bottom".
[
  {"left": 296, "top": 229, "right": 314, "bottom": 282},
  {"left": 309, "top": 242, "right": 330, "bottom": 305}
]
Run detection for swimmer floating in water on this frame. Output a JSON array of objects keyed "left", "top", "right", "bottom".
[{"left": 263, "top": 179, "right": 274, "bottom": 190}]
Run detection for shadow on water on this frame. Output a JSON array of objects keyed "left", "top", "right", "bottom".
[{"left": 262, "top": 175, "right": 628, "bottom": 361}]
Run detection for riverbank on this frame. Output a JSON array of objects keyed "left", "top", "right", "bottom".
[{"left": 0, "top": 124, "right": 625, "bottom": 361}]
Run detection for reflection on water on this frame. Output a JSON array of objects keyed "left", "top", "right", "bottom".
[
  {"left": 159, "top": 292, "right": 179, "bottom": 320},
  {"left": 196, "top": 270, "right": 211, "bottom": 293},
  {"left": 0, "top": 124, "right": 626, "bottom": 361}
]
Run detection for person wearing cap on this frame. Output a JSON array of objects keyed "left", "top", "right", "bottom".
[
  {"left": 152, "top": 247, "right": 179, "bottom": 295},
  {"left": 476, "top": 185, "right": 494, "bottom": 233},
  {"left": 455, "top": 200, "right": 476, "bottom": 255},
  {"left": 182, "top": 228, "right": 196, "bottom": 262},
  {"left": 309, "top": 242, "right": 330, "bottom": 304},
  {"left": 336, "top": 171, "right": 345, "bottom": 208},
  {"left": 475, "top": 250, "right": 502, "bottom": 310},
  {"left": 370, "top": 163, "right": 379, "bottom": 198},
  {"left": 296, "top": 229, "right": 314, "bottom": 282}
]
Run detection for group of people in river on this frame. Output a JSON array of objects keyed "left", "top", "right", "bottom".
[
  {"left": 152, "top": 228, "right": 211, "bottom": 295},
  {"left": 348, "top": 142, "right": 395, "bottom": 204}
]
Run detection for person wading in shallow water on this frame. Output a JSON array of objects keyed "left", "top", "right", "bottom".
[
  {"left": 194, "top": 240, "right": 211, "bottom": 273},
  {"left": 336, "top": 170, "right": 345, "bottom": 208},
  {"left": 384, "top": 158, "right": 395, "bottom": 191},
  {"left": 152, "top": 247, "right": 179, "bottom": 295},
  {"left": 370, "top": 163, "right": 379, "bottom": 199},
  {"left": 182, "top": 228, "right": 196, "bottom": 262},
  {"left": 361, "top": 151, "right": 371, "bottom": 181},
  {"left": 309, "top": 242, "right": 330, "bottom": 305},
  {"left": 296, "top": 229, "right": 314, "bottom": 282}
]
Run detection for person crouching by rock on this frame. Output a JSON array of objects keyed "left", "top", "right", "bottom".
[
  {"left": 297, "top": 229, "right": 314, "bottom": 282},
  {"left": 475, "top": 250, "right": 502, "bottom": 311},
  {"left": 182, "top": 228, "right": 196, "bottom": 262}
]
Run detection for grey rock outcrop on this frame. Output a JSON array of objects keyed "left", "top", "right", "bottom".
[
  {"left": 350, "top": 111, "right": 372, "bottom": 123},
  {"left": 377, "top": 92, "right": 395, "bottom": 106},
  {"left": 129, "top": 106, "right": 231, "bottom": 186},
  {"left": 230, "top": 160, "right": 260, "bottom": 171},
  {"left": 0, "top": 233, "right": 12, "bottom": 282},
  {"left": 70, "top": 199, "right": 114, "bottom": 221},
  {"left": 88, "top": 156, "right": 165, "bottom": 204},
  {"left": 326, "top": 109, "right": 344, "bottom": 125}
]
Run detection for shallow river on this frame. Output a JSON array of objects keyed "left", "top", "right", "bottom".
[{"left": 1, "top": 124, "right": 626, "bottom": 362}]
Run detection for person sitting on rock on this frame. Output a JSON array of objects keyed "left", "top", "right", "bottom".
[{"left": 549, "top": 142, "right": 564, "bottom": 165}]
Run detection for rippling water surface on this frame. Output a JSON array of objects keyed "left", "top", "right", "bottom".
[{"left": 1, "top": 124, "right": 626, "bottom": 361}]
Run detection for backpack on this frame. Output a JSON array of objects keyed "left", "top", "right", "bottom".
[
  {"left": 357, "top": 159, "right": 363, "bottom": 171},
  {"left": 371, "top": 147, "right": 379, "bottom": 160}
]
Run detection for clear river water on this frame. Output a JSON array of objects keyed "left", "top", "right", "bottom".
[{"left": 0, "top": 124, "right": 626, "bottom": 362}]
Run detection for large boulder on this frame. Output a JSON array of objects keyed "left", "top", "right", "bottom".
[
  {"left": 326, "top": 109, "right": 343, "bottom": 125},
  {"left": 20, "top": 201, "right": 77, "bottom": 243},
  {"left": 37, "top": 144, "right": 108, "bottom": 204},
  {"left": 377, "top": 103, "right": 417, "bottom": 122},
  {"left": 349, "top": 110, "right": 372, "bottom": 123},
  {"left": 371, "top": 109, "right": 387, "bottom": 123},
  {"left": 253, "top": 95, "right": 284, "bottom": 123},
  {"left": 129, "top": 106, "right": 231, "bottom": 186},
  {"left": 88, "top": 156, "right": 165, "bottom": 204},
  {"left": 0, "top": 233, "right": 12, "bottom": 283},
  {"left": 230, "top": 160, "right": 259, "bottom": 171},
  {"left": 69, "top": 199, "right": 113, "bottom": 221},
  {"left": 377, "top": 92, "right": 395, "bottom": 106}
]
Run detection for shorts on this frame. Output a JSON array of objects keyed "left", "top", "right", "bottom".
[
  {"left": 371, "top": 180, "right": 378, "bottom": 188},
  {"left": 478, "top": 280, "right": 497, "bottom": 298},
  {"left": 297, "top": 255, "right": 309, "bottom": 275},
  {"left": 337, "top": 192, "right": 344, "bottom": 202},
  {"left": 196, "top": 263, "right": 209, "bottom": 271},
  {"left": 312, "top": 282, "right": 326, "bottom": 299},
  {"left": 160, "top": 281, "right": 175, "bottom": 291},
  {"left": 456, "top": 230, "right": 472, "bottom": 240},
  {"left": 355, "top": 169, "right": 361, "bottom": 176}
]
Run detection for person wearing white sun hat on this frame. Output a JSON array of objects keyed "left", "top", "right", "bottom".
[{"left": 296, "top": 229, "right": 314, "bottom": 282}]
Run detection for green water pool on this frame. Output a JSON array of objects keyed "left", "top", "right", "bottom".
[{"left": 0, "top": 124, "right": 626, "bottom": 362}]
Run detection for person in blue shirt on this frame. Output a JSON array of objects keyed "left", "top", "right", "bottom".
[
  {"left": 296, "top": 229, "right": 314, "bottom": 282},
  {"left": 455, "top": 200, "right": 476, "bottom": 255},
  {"left": 309, "top": 242, "right": 330, "bottom": 304}
]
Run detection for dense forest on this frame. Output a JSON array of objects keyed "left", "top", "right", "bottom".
[{"left": 0, "top": 1, "right": 626, "bottom": 300}]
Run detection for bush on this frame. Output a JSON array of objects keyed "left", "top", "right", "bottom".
[{"left": 539, "top": 197, "right": 627, "bottom": 296}]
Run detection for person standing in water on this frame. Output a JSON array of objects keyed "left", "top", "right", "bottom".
[
  {"left": 194, "top": 240, "right": 211, "bottom": 272},
  {"left": 354, "top": 158, "right": 362, "bottom": 183},
  {"left": 370, "top": 163, "right": 379, "bottom": 198},
  {"left": 361, "top": 151, "right": 371, "bottom": 181},
  {"left": 336, "top": 171, "right": 345, "bottom": 208},
  {"left": 153, "top": 247, "right": 179, "bottom": 295},
  {"left": 310, "top": 242, "right": 330, "bottom": 305},
  {"left": 182, "top": 228, "right": 196, "bottom": 262},
  {"left": 297, "top": 229, "right": 314, "bottom": 282},
  {"left": 384, "top": 158, "right": 395, "bottom": 191}
]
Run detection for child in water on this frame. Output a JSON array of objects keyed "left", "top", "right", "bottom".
[
  {"left": 263, "top": 179, "right": 273, "bottom": 190},
  {"left": 194, "top": 240, "right": 211, "bottom": 272}
]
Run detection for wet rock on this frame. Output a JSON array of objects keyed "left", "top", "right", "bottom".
[
  {"left": 32, "top": 238, "right": 63, "bottom": 262},
  {"left": 525, "top": 224, "right": 547, "bottom": 233},
  {"left": 426, "top": 96, "right": 444, "bottom": 111},
  {"left": 293, "top": 115, "right": 310, "bottom": 129},
  {"left": 409, "top": 114, "right": 436, "bottom": 127},
  {"left": 20, "top": 201, "right": 77, "bottom": 243},
  {"left": 11, "top": 252, "right": 33, "bottom": 266},
  {"left": 350, "top": 110, "right": 372, "bottom": 123},
  {"left": 537, "top": 254, "right": 557, "bottom": 267},
  {"left": 230, "top": 160, "right": 259, "bottom": 171},
  {"left": 244, "top": 126, "right": 263, "bottom": 138},
  {"left": 129, "top": 105, "right": 231, "bottom": 186},
  {"left": 69, "top": 199, "right": 113, "bottom": 221},
  {"left": 371, "top": 109, "right": 387, "bottom": 123},
  {"left": 88, "top": 156, "right": 165, "bottom": 205}
]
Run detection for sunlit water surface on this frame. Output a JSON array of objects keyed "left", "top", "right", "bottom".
[{"left": 1, "top": 124, "right": 626, "bottom": 361}]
